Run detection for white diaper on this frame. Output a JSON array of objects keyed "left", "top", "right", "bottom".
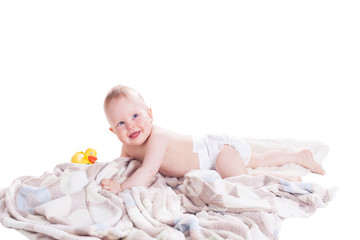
[{"left": 192, "top": 134, "right": 251, "bottom": 170}]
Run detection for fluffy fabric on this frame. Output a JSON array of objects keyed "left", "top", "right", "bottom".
[{"left": 0, "top": 139, "right": 335, "bottom": 240}]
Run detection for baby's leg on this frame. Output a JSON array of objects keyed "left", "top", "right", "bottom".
[
  {"left": 247, "top": 150, "right": 325, "bottom": 175},
  {"left": 215, "top": 145, "right": 302, "bottom": 181},
  {"left": 215, "top": 145, "right": 248, "bottom": 178}
]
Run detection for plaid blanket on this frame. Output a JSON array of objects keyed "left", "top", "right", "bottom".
[{"left": 0, "top": 157, "right": 336, "bottom": 240}]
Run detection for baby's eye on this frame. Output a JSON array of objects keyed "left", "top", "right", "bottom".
[
  {"left": 117, "top": 121, "right": 125, "bottom": 127},
  {"left": 132, "top": 114, "right": 139, "bottom": 119}
]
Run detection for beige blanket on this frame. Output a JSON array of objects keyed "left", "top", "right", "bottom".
[{"left": 0, "top": 152, "right": 335, "bottom": 240}]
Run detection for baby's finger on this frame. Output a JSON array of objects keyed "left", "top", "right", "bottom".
[
  {"left": 100, "top": 179, "right": 110, "bottom": 185},
  {"left": 101, "top": 184, "right": 111, "bottom": 190}
]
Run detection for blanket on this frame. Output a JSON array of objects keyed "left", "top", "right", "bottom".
[{"left": 0, "top": 139, "right": 335, "bottom": 240}]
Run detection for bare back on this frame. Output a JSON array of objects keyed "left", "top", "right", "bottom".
[{"left": 123, "top": 126, "right": 200, "bottom": 177}]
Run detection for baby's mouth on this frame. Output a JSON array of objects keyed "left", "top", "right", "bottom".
[{"left": 129, "top": 131, "right": 141, "bottom": 139}]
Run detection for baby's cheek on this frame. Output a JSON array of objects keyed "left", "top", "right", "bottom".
[{"left": 137, "top": 118, "right": 147, "bottom": 127}]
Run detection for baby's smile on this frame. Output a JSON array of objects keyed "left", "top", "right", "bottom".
[{"left": 129, "top": 131, "right": 141, "bottom": 139}]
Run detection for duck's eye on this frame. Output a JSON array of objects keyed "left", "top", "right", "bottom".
[{"left": 132, "top": 114, "right": 139, "bottom": 119}]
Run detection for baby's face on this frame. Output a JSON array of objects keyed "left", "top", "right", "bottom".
[{"left": 106, "top": 95, "right": 153, "bottom": 146}]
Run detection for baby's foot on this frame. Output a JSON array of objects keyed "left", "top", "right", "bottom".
[{"left": 298, "top": 150, "right": 326, "bottom": 175}]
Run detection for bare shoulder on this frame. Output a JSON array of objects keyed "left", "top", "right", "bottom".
[
  {"left": 150, "top": 125, "right": 167, "bottom": 135},
  {"left": 148, "top": 125, "right": 170, "bottom": 144},
  {"left": 150, "top": 125, "right": 186, "bottom": 142},
  {"left": 151, "top": 125, "right": 192, "bottom": 146}
]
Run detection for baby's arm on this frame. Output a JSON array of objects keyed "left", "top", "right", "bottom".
[
  {"left": 101, "top": 132, "right": 168, "bottom": 193},
  {"left": 100, "top": 147, "right": 129, "bottom": 193},
  {"left": 101, "top": 179, "right": 122, "bottom": 193}
]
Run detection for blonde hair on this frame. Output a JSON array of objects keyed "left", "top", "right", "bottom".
[{"left": 104, "top": 85, "right": 145, "bottom": 111}]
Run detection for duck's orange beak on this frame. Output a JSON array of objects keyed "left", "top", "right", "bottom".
[{"left": 88, "top": 156, "right": 97, "bottom": 164}]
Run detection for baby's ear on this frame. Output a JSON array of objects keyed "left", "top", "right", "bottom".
[
  {"left": 109, "top": 127, "right": 115, "bottom": 134},
  {"left": 147, "top": 108, "right": 153, "bottom": 121}
]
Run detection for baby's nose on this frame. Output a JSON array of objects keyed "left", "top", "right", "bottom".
[{"left": 126, "top": 123, "right": 134, "bottom": 130}]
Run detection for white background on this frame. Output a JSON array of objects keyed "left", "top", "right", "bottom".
[{"left": 0, "top": 1, "right": 359, "bottom": 239}]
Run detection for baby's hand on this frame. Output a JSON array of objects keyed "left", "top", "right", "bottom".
[{"left": 100, "top": 179, "right": 122, "bottom": 193}]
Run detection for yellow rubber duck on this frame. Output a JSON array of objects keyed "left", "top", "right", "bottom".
[{"left": 71, "top": 148, "right": 98, "bottom": 164}]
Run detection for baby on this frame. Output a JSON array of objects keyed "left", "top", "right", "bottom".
[{"left": 100, "top": 85, "right": 325, "bottom": 193}]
